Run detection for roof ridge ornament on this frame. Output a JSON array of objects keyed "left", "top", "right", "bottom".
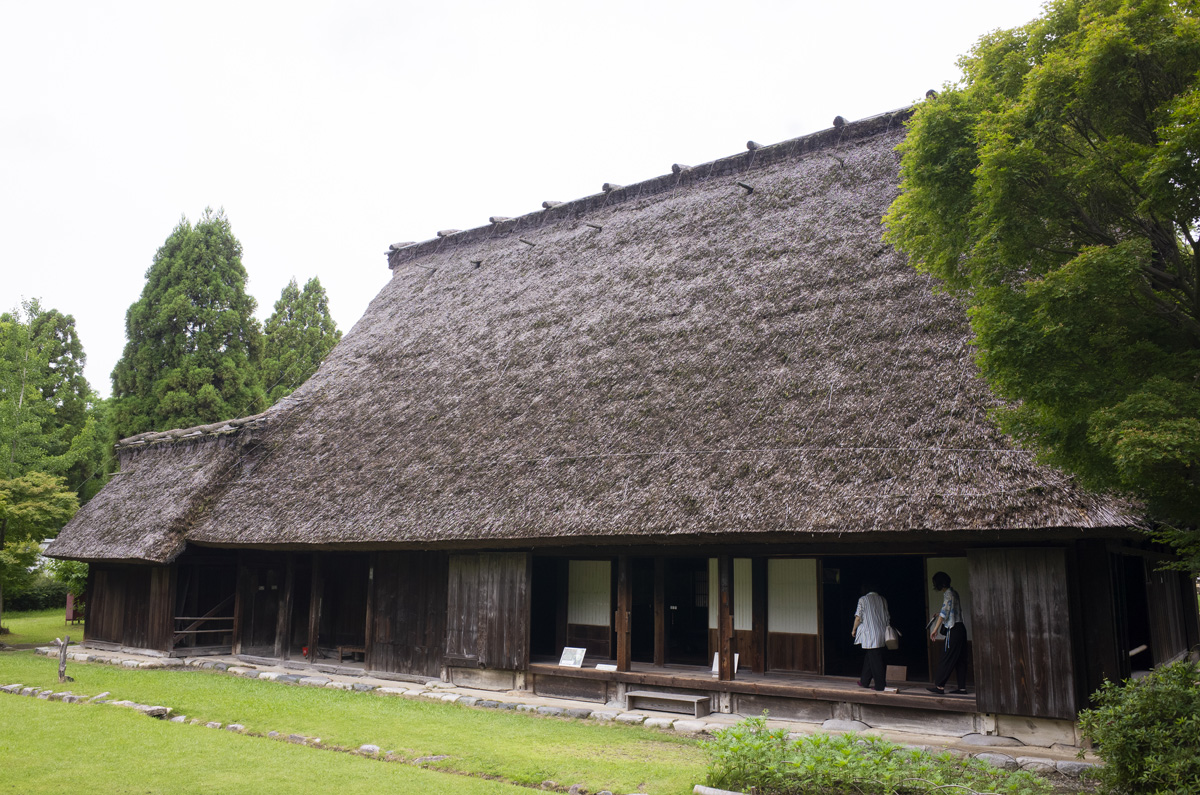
[
  {"left": 542, "top": 201, "right": 563, "bottom": 209},
  {"left": 746, "top": 141, "right": 761, "bottom": 150},
  {"left": 436, "top": 229, "right": 461, "bottom": 237},
  {"left": 833, "top": 115, "right": 847, "bottom": 127},
  {"left": 488, "top": 216, "right": 510, "bottom": 224},
  {"left": 671, "top": 163, "right": 690, "bottom": 174},
  {"left": 602, "top": 183, "right": 622, "bottom": 193}
]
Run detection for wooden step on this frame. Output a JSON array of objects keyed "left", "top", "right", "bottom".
[{"left": 625, "top": 689, "right": 711, "bottom": 717}]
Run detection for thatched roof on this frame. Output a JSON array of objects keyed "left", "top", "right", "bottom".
[
  {"left": 46, "top": 414, "right": 270, "bottom": 563},
  {"left": 49, "top": 109, "right": 1139, "bottom": 563}
]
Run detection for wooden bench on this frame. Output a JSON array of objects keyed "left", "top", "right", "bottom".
[
  {"left": 625, "top": 690, "right": 711, "bottom": 718},
  {"left": 337, "top": 645, "right": 365, "bottom": 663}
]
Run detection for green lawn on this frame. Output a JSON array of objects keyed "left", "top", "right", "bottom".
[
  {"left": 0, "top": 608, "right": 76, "bottom": 647},
  {"left": 0, "top": 650, "right": 706, "bottom": 794}
]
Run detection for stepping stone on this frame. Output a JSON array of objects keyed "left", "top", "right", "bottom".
[
  {"left": 974, "top": 753, "right": 1018, "bottom": 770},
  {"left": 615, "top": 713, "right": 645, "bottom": 724},
  {"left": 1056, "top": 760, "right": 1099, "bottom": 777},
  {"left": 360, "top": 744, "right": 380, "bottom": 755},
  {"left": 537, "top": 706, "right": 564, "bottom": 717},
  {"left": 673, "top": 720, "right": 707, "bottom": 733},
  {"left": 564, "top": 708, "right": 592, "bottom": 719},
  {"left": 1017, "top": 756, "right": 1056, "bottom": 774},
  {"left": 644, "top": 718, "right": 674, "bottom": 729}
]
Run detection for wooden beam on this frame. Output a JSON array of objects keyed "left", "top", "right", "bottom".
[
  {"left": 555, "top": 559, "right": 569, "bottom": 653},
  {"left": 363, "top": 554, "right": 377, "bottom": 668},
  {"left": 615, "top": 555, "right": 632, "bottom": 671},
  {"left": 718, "top": 555, "right": 734, "bottom": 681},
  {"left": 307, "top": 554, "right": 323, "bottom": 661},
  {"left": 653, "top": 557, "right": 666, "bottom": 667},
  {"left": 232, "top": 558, "right": 249, "bottom": 656},
  {"left": 752, "top": 557, "right": 767, "bottom": 673},
  {"left": 275, "top": 554, "right": 295, "bottom": 659}
]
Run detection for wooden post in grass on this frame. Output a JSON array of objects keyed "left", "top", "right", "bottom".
[{"left": 57, "top": 636, "right": 71, "bottom": 683}]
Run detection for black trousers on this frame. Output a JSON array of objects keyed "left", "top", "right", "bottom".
[
  {"left": 860, "top": 647, "right": 886, "bottom": 691},
  {"left": 934, "top": 623, "right": 968, "bottom": 689}
]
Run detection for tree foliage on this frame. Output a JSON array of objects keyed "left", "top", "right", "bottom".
[
  {"left": 261, "top": 277, "right": 342, "bottom": 404},
  {"left": 0, "top": 471, "right": 78, "bottom": 627},
  {"left": 0, "top": 300, "right": 106, "bottom": 498},
  {"left": 884, "top": 0, "right": 1200, "bottom": 569},
  {"left": 110, "top": 208, "right": 266, "bottom": 439}
]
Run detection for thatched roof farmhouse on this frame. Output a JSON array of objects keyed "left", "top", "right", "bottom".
[{"left": 48, "top": 108, "right": 1197, "bottom": 741}]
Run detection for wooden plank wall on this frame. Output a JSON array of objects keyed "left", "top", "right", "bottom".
[
  {"left": 766, "top": 633, "right": 821, "bottom": 673},
  {"left": 1147, "top": 567, "right": 1192, "bottom": 664},
  {"left": 446, "top": 552, "right": 530, "bottom": 670},
  {"left": 84, "top": 564, "right": 169, "bottom": 650},
  {"left": 969, "top": 548, "right": 1076, "bottom": 720},
  {"left": 367, "top": 551, "right": 448, "bottom": 677}
]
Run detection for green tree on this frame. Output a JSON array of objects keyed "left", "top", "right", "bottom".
[
  {"left": 261, "top": 277, "right": 342, "bottom": 404},
  {"left": 110, "top": 208, "right": 266, "bottom": 439},
  {"left": 0, "top": 300, "right": 106, "bottom": 497},
  {"left": 884, "top": 0, "right": 1200, "bottom": 569},
  {"left": 0, "top": 471, "right": 77, "bottom": 630}
]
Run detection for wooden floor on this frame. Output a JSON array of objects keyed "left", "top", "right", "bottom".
[{"left": 529, "top": 658, "right": 978, "bottom": 714}]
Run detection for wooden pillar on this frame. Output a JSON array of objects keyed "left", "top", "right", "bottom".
[
  {"left": 653, "top": 557, "right": 666, "bottom": 666},
  {"left": 363, "top": 555, "right": 376, "bottom": 667},
  {"left": 615, "top": 555, "right": 632, "bottom": 671},
  {"left": 307, "top": 554, "right": 323, "bottom": 660},
  {"left": 752, "top": 557, "right": 767, "bottom": 673},
  {"left": 232, "top": 557, "right": 249, "bottom": 656},
  {"left": 275, "top": 554, "right": 295, "bottom": 659},
  {"left": 718, "top": 555, "right": 734, "bottom": 681},
  {"left": 555, "top": 559, "right": 569, "bottom": 653}
]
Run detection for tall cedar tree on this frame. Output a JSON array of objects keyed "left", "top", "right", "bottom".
[
  {"left": 110, "top": 209, "right": 266, "bottom": 439},
  {"left": 0, "top": 300, "right": 106, "bottom": 498},
  {"left": 261, "top": 277, "right": 342, "bottom": 404},
  {"left": 884, "top": 0, "right": 1200, "bottom": 569}
]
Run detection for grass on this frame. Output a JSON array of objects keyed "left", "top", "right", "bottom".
[
  {"left": 0, "top": 649, "right": 706, "bottom": 794},
  {"left": 0, "top": 607, "right": 76, "bottom": 646}
]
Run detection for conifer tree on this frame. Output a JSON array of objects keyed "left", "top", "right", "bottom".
[
  {"left": 261, "top": 277, "right": 342, "bottom": 404},
  {"left": 110, "top": 209, "right": 266, "bottom": 439},
  {"left": 0, "top": 300, "right": 105, "bottom": 495}
]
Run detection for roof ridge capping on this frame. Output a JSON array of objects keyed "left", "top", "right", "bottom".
[
  {"left": 116, "top": 411, "right": 272, "bottom": 449},
  {"left": 387, "top": 106, "right": 914, "bottom": 268}
]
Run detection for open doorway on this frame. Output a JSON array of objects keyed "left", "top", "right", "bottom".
[
  {"left": 822, "top": 556, "right": 929, "bottom": 682},
  {"left": 1114, "top": 554, "right": 1154, "bottom": 674},
  {"left": 665, "top": 557, "right": 709, "bottom": 666}
]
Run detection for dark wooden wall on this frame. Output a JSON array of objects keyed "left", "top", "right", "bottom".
[
  {"left": 1147, "top": 566, "right": 1194, "bottom": 664},
  {"left": 970, "top": 548, "right": 1076, "bottom": 720},
  {"left": 85, "top": 564, "right": 173, "bottom": 651},
  {"left": 766, "top": 633, "right": 821, "bottom": 673},
  {"left": 367, "top": 551, "right": 448, "bottom": 677},
  {"left": 445, "top": 552, "right": 529, "bottom": 670}
]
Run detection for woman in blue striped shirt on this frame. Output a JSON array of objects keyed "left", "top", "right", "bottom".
[{"left": 851, "top": 583, "right": 890, "bottom": 691}]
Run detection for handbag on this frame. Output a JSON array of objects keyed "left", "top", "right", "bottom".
[{"left": 884, "top": 624, "right": 901, "bottom": 650}]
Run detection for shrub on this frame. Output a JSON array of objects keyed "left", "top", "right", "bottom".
[
  {"left": 1078, "top": 660, "right": 1200, "bottom": 794},
  {"left": 6, "top": 574, "right": 69, "bottom": 611},
  {"left": 704, "top": 715, "right": 1051, "bottom": 794}
]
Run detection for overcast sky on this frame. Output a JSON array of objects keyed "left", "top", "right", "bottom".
[{"left": 2, "top": 0, "right": 1048, "bottom": 398}]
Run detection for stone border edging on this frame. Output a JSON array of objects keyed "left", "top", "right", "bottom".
[{"left": 22, "top": 646, "right": 1102, "bottom": 781}]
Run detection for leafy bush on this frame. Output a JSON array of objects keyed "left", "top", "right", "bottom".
[
  {"left": 1078, "top": 661, "right": 1200, "bottom": 794},
  {"left": 46, "top": 557, "right": 88, "bottom": 602},
  {"left": 705, "top": 715, "right": 1052, "bottom": 795},
  {"left": 6, "top": 573, "right": 69, "bottom": 610}
]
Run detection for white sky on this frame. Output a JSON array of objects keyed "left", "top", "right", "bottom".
[{"left": 1, "top": 0, "right": 1047, "bottom": 398}]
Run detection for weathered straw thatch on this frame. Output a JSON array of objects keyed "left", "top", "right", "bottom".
[
  {"left": 49, "top": 109, "right": 1139, "bottom": 562},
  {"left": 47, "top": 416, "right": 269, "bottom": 562}
]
